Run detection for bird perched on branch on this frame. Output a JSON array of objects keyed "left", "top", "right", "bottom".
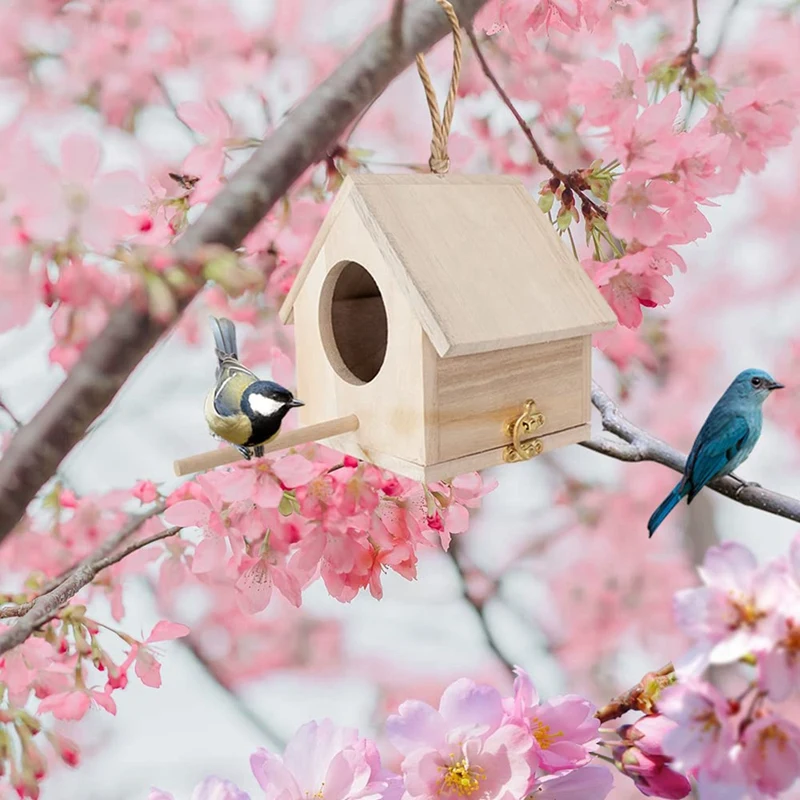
[
  {"left": 204, "top": 316, "right": 303, "bottom": 460},
  {"left": 647, "top": 368, "right": 784, "bottom": 538}
]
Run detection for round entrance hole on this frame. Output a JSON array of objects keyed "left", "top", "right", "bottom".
[{"left": 319, "top": 261, "right": 388, "bottom": 385}]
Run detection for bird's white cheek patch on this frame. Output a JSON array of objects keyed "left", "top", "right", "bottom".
[{"left": 248, "top": 394, "right": 285, "bottom": 417}]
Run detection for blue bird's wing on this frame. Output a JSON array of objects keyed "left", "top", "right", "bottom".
[{"left": 683, "top": 414, "right": 751, "bottom": 502}]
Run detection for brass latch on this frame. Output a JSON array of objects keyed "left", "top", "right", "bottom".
[{"left": 502, "top": 399, "right": 545, "bottom": 463}]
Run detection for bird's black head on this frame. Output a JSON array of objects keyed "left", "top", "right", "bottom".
[{"left": 242, "top": 381, "right": 304, "bottom": 422}]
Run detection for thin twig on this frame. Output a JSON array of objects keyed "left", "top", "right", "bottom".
[
  {"left": 181, "top": 630, "right": 287, "bottom": 747},
  {"left": 0, "top": 0, "right": 491, "bottom": 546},
  {"left": 595, "top": 663, "right": 675, "bottom": 723},
  {"left": 0, "top": 397, "right": 22, "bottom": 429},
  {"left": 153, "top": 74, "right": 199, "bottom": 140},
  {"left": 0, "top": 526, "right": 179, "bottom": 621},
  {"left": 466, "top": 27, "right": 607, "bottom": 220},
  {"left": 0, "top": 508, "right": 177, "bottom": 655},
  {"left": 92, "top": 527, "right": 179, "bottom": 572},
  {"left": 706, "top": 0, "right": 743, "bottom": 70},
  {"left": 677, "top": 0, "right": 701, "bottom": 79},
  {"left": 38, "top": 501, "right": 167, "bottom": 597},
  {"left": 447, "top": 542, "right": 514, "bottom": 678},
  {"left": 581, "top": 383, "right": 800, "bottom": 524}
]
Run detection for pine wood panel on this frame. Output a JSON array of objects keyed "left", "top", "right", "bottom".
[
  {"left": 292, "top": 201, "right": 432, "bottom": 465},
  {"left": 435, "top": 337, "right": 587, "bottom": 462},
  {"left": 282, "top": 173, "right": 617, "bottom": 354},
  {"left": 351, "top": 173, "right": 616, "bottom": 356}
]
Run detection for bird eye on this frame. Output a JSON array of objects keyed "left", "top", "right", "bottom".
[{"left": 751, "top": 377, "right": 762, "bottom": 388}]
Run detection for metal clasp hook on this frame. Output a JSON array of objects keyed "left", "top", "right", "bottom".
[{"left": 502, "top": 399, "right": 545, "bottom": 463}]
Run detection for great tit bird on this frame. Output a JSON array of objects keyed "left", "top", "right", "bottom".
[{"left": 204, "top": 316, "right": 303, "bottom": 460}]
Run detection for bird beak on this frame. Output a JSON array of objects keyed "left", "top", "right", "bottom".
[
  {"left": 288, "top": 399, "right": 305, "bottom": 407},
  {"left": 768, "top": 381, "right": 785, "bottom": 391}
]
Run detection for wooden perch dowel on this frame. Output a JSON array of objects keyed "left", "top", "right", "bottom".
[{"left": 173, "top": 415, "right": 360, "bottom": 477}]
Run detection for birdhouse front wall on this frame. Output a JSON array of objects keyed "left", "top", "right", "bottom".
[
  {"left": 290, "top": 199, "right": 434, "bottom": 472},
  {"left": 433, "top": 336, "right": 591, "bottom": 464}
]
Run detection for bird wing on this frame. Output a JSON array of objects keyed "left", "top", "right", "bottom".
[
  {"left": 213, "top": 364, "right": 257, "bottom": 417},
  {"left": 683, "top": 414, "right": 751, "bottom": 502}
]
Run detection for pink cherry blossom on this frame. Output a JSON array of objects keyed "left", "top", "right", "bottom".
[
  {"left": 610, "top": 93, "right": 682, "bottom": 174},
  {"left": 658, "top": 680, "right": 737, "bottom": 775},
  {"left": 570, "top": 45, "right": 646, "bottom": 127},
  {"left": 30, "top": 132, "right": 146, "bottom": 252},
  {"left": 673, "top": 541, "right": 791, "bottom": 675},
  {"left": 586, "top": 256, "right": 674, "bottom": 328},
  {"left": 738, "top": 713, "right": 800, "bottom": 796},
  {"left": 176, "top": 102, "right": 235, "bottom": 205},
  {"left": 250, "top": 719, "right": 401, "bottom": 800},
  {"left": 531, "top": 764, "right": 613, "bottom": 799},
  {"left": 387, "top": 677, "right": 534, "bottom": 800},
  {"left": 236, "top": 545, "right": 305, "bottom": 612},
  {"left": 129, "top": 621, "right": 190, "bottom": 689},
  {"left": 608, "top": 173, "right": 683, "bottom": 246},
  {"left": 505, "top": 667, "right": 599, "bottom": 773},
  {"left": 38, "top": 683, "right": 117, "bottom": 721},
  {"left": 133, "top": 480, "right": 159, "bottom": 504},
  {"left": 149, "top": 777, "right": 250, "bottom": 800},
  {"left": 525, "top": 0, "right": 583, "bottom": 34},
  {"left": 613, "top": 716, "right": 691, "bottom": 799},
  {"left": 164, "top": 478, "right": 231, "bottom": 575},
  {"left": 700, "top": 77, "right": 797, "bottom": 174}
]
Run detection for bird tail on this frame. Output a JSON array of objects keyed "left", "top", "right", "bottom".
[
  {"left": 647, "top": 483, "right": 685, "bottom": 538},
  {"left": 209, "top": 316, "right": 238, "bottom": 362}
]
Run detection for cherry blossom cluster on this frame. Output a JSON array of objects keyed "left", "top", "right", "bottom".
[
  {"left": 570, "top": 51, "right": 795, "bottom": 331},
  {"left": 162, "top": 452, "right": 495, "bottom": 610},
  {"left": 150, "top": 670, "right": 614, "bottom": 800},
  {"left": 469, "top": 3, "right": 798, "bottom": 344},
  {"left": 609, "top": 538, "right": 800, "bottom": 799},
  {"left": 0, "top": 615, "right": 188, "bottom": 797}
]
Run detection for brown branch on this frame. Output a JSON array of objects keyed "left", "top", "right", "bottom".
[
  {"left": 466, "top": 27, "right": 607, "bottom": 221},
  {"left": 0, "top": 397, "right": 22, "bottom": 429},
  {"left": 91, "top": 527, "right": 179, "bottom": 572},
  {"left": 581, "top": 383, "right": 800, "bottom": 524},
  {"left": 0, "top": 0, "right": 491, "bottom": 546},
  {"left": 447, "top": 542, "right": 514, "bottom": 678},
  {"left": 182, "top": 628, "right": 287, "bottom": 746},
  {"left": 705, "top": 0, "right": 743, "bottom": 70},
  {"left": 0, "top": 527, "right": 178, "bottom": 621},
  {"left": 595, "top": 663, "right": 675, "bottom": 723},
  {"left": 0, "top": 505, "right": 177, "bottom": 655},
  {"left": 390, "top": 0, "right": 406, "bottom": 49},
  {"left": 677, "top": 0, "right": 701, "bottom": 78}
]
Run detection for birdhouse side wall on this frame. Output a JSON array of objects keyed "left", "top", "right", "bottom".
[
  {"left": 433, "top": 335, "right": 590, "bottom": 463},
  {"left": 290, "top": 201, "right": 432, "bottom": 467}
]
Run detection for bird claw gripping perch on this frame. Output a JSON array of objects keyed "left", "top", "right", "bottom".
[{"left": 502, "top": 399, "right": 545, "bottom": 463}]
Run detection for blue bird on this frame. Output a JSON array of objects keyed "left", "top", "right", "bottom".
[{"left": 647, "top": 368, "right": 784, "bottom": 538}]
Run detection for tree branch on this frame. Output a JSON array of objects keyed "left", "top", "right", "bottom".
[
  {"left": 447, "top": 542, "right": 515, "bottom": 679},
  {"left": 706, "top": 0, "right": 743, "bottom": 70},
  {"left": 466, "top": 27, "right": 608, "bottom": 220},
  {"left": 581, "top": 383, "right": 800, "bottom": 524},
  {"left": 0, "top": 0, "right": 491, "bottom": 545},
  {"left": 0, "top": 397, "right": 22, "bottom": 429},
  {"left": 595, "top": 663, "right": 675, "bottom": 723},
  {"left": 180, "top": 629, "right": 287, "bottom": 747},
  {"left": 0, "top": 504, "right": 178, "bottom": 655},
  {"left": 677, "top": 0, "right": 701, "bottom": 78}
]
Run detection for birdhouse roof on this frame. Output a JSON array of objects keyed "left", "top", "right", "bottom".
[{"left": 280, "top": 173, "right": 616, "bottom": 358}]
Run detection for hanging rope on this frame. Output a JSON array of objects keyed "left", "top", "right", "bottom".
[{"left": 415, "top": 0, "right": 462, "bottom": 174}]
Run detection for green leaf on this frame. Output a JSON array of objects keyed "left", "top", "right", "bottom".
[{"left": 278, "top": 493, "right": 295, "bottom": 516}]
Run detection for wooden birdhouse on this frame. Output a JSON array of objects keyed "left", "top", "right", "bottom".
[{"left": 277, "top": 173, "right": 616, "bottom": 483}]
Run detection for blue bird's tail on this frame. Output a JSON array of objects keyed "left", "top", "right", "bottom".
[{"left": 647, "top": 483, "right": 685, "bottom": 538}]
